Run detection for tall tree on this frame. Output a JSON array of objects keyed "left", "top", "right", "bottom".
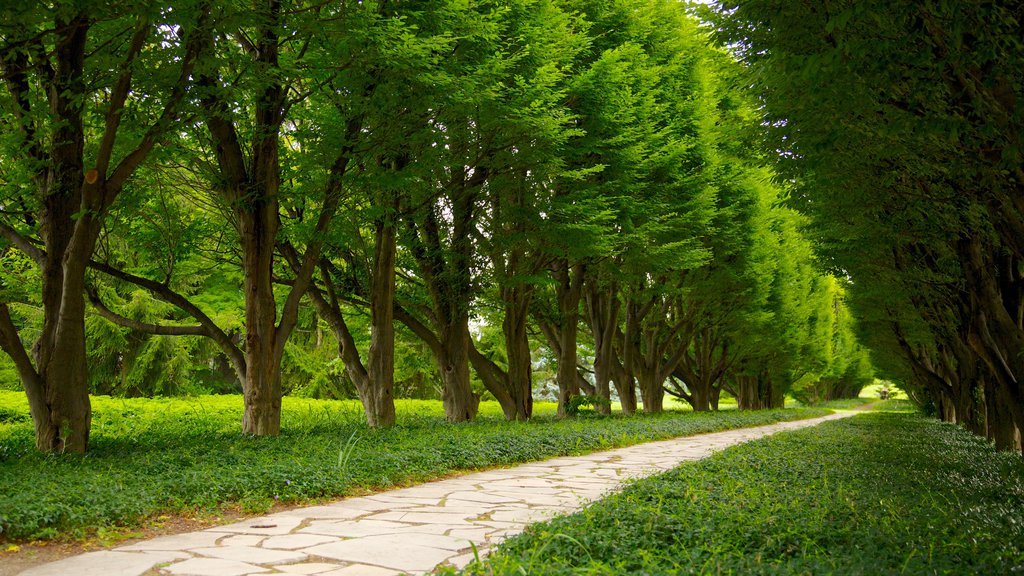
[
  {"left": 0, "top": 1, "right": 209, "bottom": 452},
  {"left": 711, "top": 0, "right": 1023, "bottom": 451},
  {"left": 393, "top": 0, "right": 581, "bottom": 422}
]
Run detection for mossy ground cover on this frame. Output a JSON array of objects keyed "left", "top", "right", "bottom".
[
  {"left": 0, "top": 391, "right": 827, "bottom": 541},
  {"left": 457, "top": 411, "right": 1024, "bottom": 575}
]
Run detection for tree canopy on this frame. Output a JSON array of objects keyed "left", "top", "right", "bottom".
[
  {"left": 1, "top": 0, "right": 877, "bottom": 453},
  {"left": 708, "top": 0, "right": 1023, "bottom": 452}
]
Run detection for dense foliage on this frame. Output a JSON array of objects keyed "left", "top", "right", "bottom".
[
  {"left": 456, "top": 411, "right": 1024, "bottom": 575},
  {"left": 0, "top": 391, "right": 827, "bottom": 541},
  {"left": 707, "top": 0, "right": 1024, "bottom": 453},
  {"left": 0, "top": 0, "right": 869, "bottom": 452}
]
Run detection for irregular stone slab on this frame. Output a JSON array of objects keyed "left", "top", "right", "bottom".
[
  {"left": 300, "top": 518, "right": 413, "bottom": 537},
  {"left": 446, "top": 527, "right": 494, "bottom": 542},
  {"left": 318, "top": 565, "right": 407, "bottom": 576},
  {"left": 20, "top": 550, "right": 188, "bottom": 576},
  {"left": 162, "top": 557, "right": 270, "bottom": 576},
  {"left": 272, "top": 505, "right": 368, "bottom": 520},
  {"left": 443, "top": 551, "right": 482, "bottom": 570},
  {"left": 206, "top": 516, "right": 305, "bottom": 536},
  {"left": 323, "top": 499, "right": 406, "bottom": 512},
  {"left": 261, "top": 533, "right": 339, "bottom": 549},
  {"left": 117, "top": 531, "right": 224, "bottom": 551},
  {"left": 380, "top": 532, "right": 474, "bottom": 551},
  {"left": 304, "top": 536, "right": 454, "bottom": 572},
  {"left": 488, "top": 508, "right": 549, "bottom": 524},
  {"left": 272, "top": 563, "right": 346, "bottom": 574},
  {"left": 445, "top": 490, "right": 520, "bottom": 504},
  {"left": 433, "top": 502, "right": 500, "bottom": 513},
  {"left": 369, "top": 510, "right": 477, "bottom": 524},
  {"left": 215, "top": 534, "right": 266, "bottom": 547},
  {"left": 190, "top": 545, "right": 308, "bottom": 565},
  {"left": 369, "top": 492, "right": 455, "bottom": 503},
  {"left": 485, "top": 478, "right": 558, "bottom": 488}
]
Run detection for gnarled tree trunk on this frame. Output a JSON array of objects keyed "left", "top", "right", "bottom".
[
  {"left": 552, "top": 259, "right": 585, "bottom": 416},
  {"left": 502, "top": 285, "right": 534, "bottom": 420},
  {"left": 365, "top": 212, "right": 398, "bottom": 427},
  {"left": 586, "top": 283, "right": 619, "bottom": 415},
  {"left": 439, "top": 319, "right": 479, "bottom": 421}
]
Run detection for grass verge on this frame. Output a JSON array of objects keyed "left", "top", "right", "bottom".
[
  {"left": 808, "top": 397, "right": 876, "bottom": 410},
  {"left": 0, "top": 391, "right": 828, "bottom": 542},
  {"left": 456, "top": 412, "right": 1024, "bottom": 575}
]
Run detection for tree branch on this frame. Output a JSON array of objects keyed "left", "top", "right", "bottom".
[
  {"left": 104, "top": 5, "right": 213, "bottom": 206},
  {"left": 94, "top": 16, "right": 150, "bottom": 181},
  {"left": 88, "top": 259, "right": 246, "bottom": 381},
  {"left": 0, "top": 302, "right": 43, "bottom": 403},
  {"left": 0, "top": 221, "right": 45, "bottom": 265},
  {"left": 86, "top": 285, "right": 208, "bottom": 336}
]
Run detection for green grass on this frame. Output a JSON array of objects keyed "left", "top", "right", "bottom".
[
  {"left": 809, "top": 397, "right": 876, "bottom": 410},
  {"left": 0, "top": 391, "right": 829, "bottom": 542},
  {"left": 455, "top": 412, "right": 1024, "bottom": 575},
  {"left": 873, "top": 398, "right": 916, "bottom": 412}
]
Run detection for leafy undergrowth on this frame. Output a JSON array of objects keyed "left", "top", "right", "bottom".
[
  {"left": 873, "top": 398, "right": 916, "bottom": 411},
  {"left": 0, "top": 392, "right": 828, "bottom": 541},
  {"left": 456, "top": 412, "right": 1024, "bottom": 575}
]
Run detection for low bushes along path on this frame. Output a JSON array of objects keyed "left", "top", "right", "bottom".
[{"left": 19, "top": 411, "right": 855, "bottom": 576}]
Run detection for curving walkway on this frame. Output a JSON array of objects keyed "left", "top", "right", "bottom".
[{"left": 21, "top": 411, "right": 856, "bottom": 576}]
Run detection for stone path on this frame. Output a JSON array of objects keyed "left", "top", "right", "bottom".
[{"left": 21, "top": 412, "right": 855, "bottom": 576}]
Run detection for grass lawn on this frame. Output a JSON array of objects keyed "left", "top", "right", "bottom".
[
  {"left": 455, "top": 410, "right": 1024, "bottom": 575},
  {"left": 0, "top": 391, "right": 829, "bottom": 542}
]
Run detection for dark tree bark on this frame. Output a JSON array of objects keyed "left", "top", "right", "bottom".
[
  {"left": 551, "top": 259, "right": 585, "bottom": 416},
  {"left": 674, "top": 326, "right": 730, "bottom": 412},
  {"left": 501, "top": 284, "right": 535, "bottom": 420},
  {"left": 733, "top": 371, "right": 784, "bottom": 410},
  {"left": 621, "top": 288, "right": 691, "bottom": 414},
  {"left": 586, "top": 282, "right": 620, "bottom": 415},
  {"left": 304, "top": 259, "right": 395, "bottom": 427},
  {"left": 613, "top": 361, "right": 638, "bottom": 415},
  {"left": 365, "top": 207, "right": 399, "bottom": 427}
]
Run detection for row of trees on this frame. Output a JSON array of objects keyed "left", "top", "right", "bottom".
[
  {"left": 0, "top": 0, "right": 870, "bottom": 453},
  {"left": 710, "top": 0, "right": 1024, "bottom": 453}
]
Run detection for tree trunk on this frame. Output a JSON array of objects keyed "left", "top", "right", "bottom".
[
  {"left": 734, "top": 375, "right": 761, "bottom": 410},
  {"left": 365, "top": 213, "right": 398, "bottom": 427},
  {"left": 439, "top": 319, "right": 479, "bottom": 421},
  {"left": 553, "top": 260, "right": 584, "bottom": 416},
  {"left": 242, "top": 343, "right": 283, "bottom": 435},
  {"left": 1, "top": 13, "right": 91, "bottom": 452},
  {"left": 586, "top": 283, "right": 619, "bottom": 415},
  {"left": 637, "top": 361, "right": 664, "bottom": 413},
  {"left": 467, "top": 339, "right": 519, "bottom": 419},
  {"left": 35, "top": 262, "right": 93, "bottom": 452},
  {"left": 239, "top": 202, "right": 283, "bottom": 435},
  {"left": 614, "top": 374, "right": 638, "bottom": 415},
  {"left": 502, "top": 286, "right": 534, "bottom": 420},
  {"left": 691, "top": 379, "right": 712, "bottom": 412},
  {"left": 986, "top": 383, "right": 1021, "bottom": 452}
]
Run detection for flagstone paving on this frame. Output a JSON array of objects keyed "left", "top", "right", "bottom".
[{"left": 20, "top": 412, "right": 855, "bottom": 576}]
